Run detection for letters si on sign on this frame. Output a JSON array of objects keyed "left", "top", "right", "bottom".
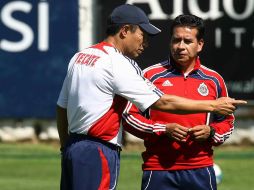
[{"left": 0, "top": 0, "right": 79, "bottom": 118}]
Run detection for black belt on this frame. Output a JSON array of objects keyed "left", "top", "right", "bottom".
[{"left": 69, "top": 133, "right": 122, "bottom": 153}]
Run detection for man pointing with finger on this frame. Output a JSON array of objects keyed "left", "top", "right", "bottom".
[{"left": 57, "top": 5, "right": 246, "bottom": 190}]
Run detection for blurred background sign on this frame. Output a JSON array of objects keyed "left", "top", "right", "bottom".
[
  {"left": 0, "top": 0, "right": 253, "bottom": 119},
  {"left": 96, "top": 0, "right": 254, "bottom": 100},
  {"left": 0, "top": 0, "right": 79, "bottom": 118}
]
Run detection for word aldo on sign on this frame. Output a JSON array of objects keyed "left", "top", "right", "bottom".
[
  {"left": 126, "top": 0, "right": 254, "bottom": 48},
  {"left": 126, "top": 0, "right": 254, "bottom": 20}
]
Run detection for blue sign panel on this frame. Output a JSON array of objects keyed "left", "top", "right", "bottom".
[{"left": 0, "top": 0, "right": 79, "bottom": 118}]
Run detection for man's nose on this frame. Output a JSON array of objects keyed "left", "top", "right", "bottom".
[{"left": 178, "top": 40, "right": 185, "bottom": 48}]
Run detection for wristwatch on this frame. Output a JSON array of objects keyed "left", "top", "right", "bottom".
[{"left": 209, "top": 126, "right": 216, "bottom": 138}]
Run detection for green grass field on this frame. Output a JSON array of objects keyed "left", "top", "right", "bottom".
[{"left": 0, "top": 143, "right": 254, "bottom": 190}]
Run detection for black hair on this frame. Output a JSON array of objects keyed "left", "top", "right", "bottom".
[
  {"left": 106, "top": 16, "right": 138, "bottom": 36},
  {"left": 170, "top": 14, "right": 205, "bottom": 40}
]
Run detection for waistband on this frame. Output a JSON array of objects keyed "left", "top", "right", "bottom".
[{"left": 69, "top": 133, "right": 122, "bottom": 153}]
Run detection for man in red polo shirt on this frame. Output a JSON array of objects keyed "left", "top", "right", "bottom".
[{"left": 122, "top": 14, "right": 235, "bottom": 190}]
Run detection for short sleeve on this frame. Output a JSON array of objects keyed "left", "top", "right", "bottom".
[
  {"left": 56, "top": 53, "right": 80, "bottom": 108},
  {"left": 57, "top": 76, "right": 68, "bottom": 108},
  {"left": 112, "top": 57, "right": 162, "bottom": 112}
]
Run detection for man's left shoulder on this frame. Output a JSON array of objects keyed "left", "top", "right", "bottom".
[{"left": 199, "top": 65, "right": 223, "bottom": 79}]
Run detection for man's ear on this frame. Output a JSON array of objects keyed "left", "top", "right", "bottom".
[
  {"left": 119, "top": 25, "right": 130, "bottom": 39},
  {"left": 197, "top": 38, "right": 204, "bottom": 53}
]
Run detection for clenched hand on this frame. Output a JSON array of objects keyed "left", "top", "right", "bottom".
[{"left": 165, "top": 123, "right": 189, "bottom": 142}]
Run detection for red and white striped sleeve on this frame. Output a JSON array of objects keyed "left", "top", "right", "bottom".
[
  {"left": 209, "top": 74, "right": 235, "bottom": 145},
  {"left": 209, "top": 114, "right": 235, "bottom": 145},
  {"left": 122, "top": 101, "right": 166, "bottom": 140}
]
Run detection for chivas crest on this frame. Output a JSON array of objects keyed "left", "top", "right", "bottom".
[{"left": 198, "top": 82, "right": 209, "bottom": 96}]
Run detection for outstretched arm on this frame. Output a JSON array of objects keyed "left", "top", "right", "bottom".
[{"left": 151, "top": 95, "right": 246, "bottom": 115}]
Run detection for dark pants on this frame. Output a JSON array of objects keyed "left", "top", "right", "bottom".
[
  {"left": 61, "top": 134, "right": 120, "bottom": 190},
  {"left": 142, "top": 166, "right": 217, "bottom": 190}
]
